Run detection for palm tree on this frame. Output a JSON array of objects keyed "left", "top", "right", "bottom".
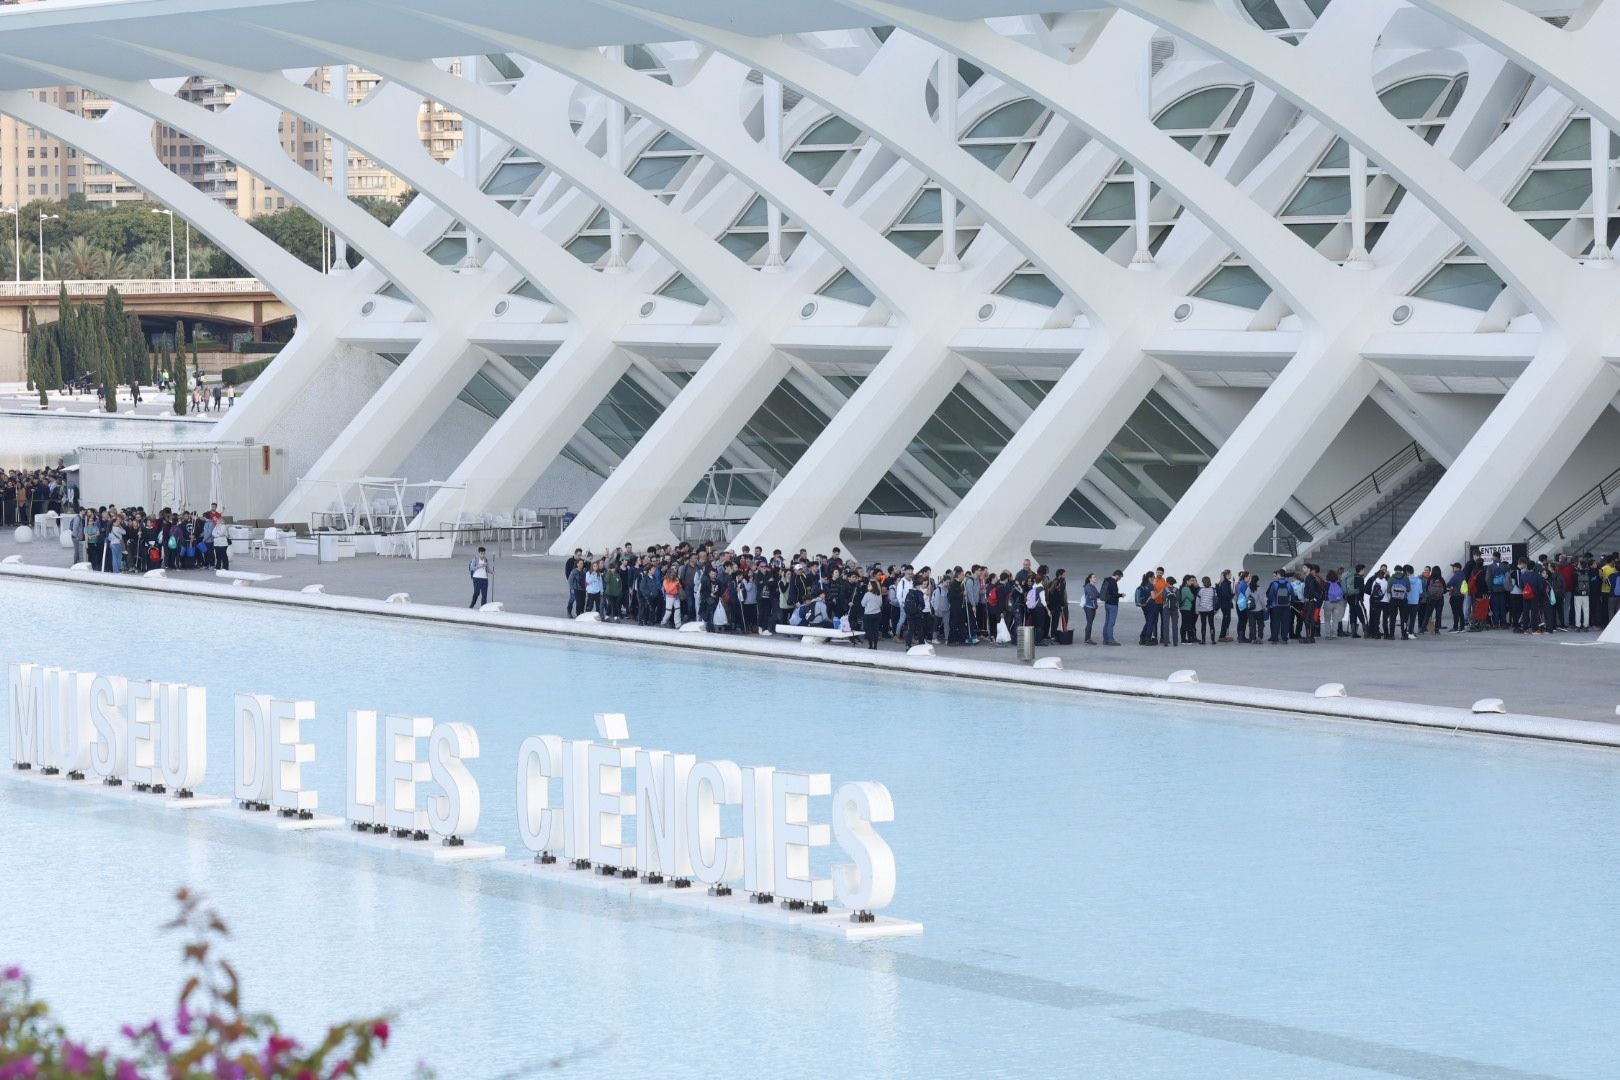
[
  {"left": 130, "top": 240, "right": 167, "bottom": 278},
  {"left": 45, "top": 236, "right": 105, "bottom": 280},
  {"left": 100, "top": 249, "right": 136, "bottom": 280}
]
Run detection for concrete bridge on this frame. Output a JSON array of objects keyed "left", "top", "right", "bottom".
[{"left": 0, "top": 278, "right": 292, "bottom": 381}]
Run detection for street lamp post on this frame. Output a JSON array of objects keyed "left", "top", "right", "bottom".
[
  {"left": 36, "top": 213, "right": 58, "bottom": 283},
  {"left": 0, "top": 208, "right": 17, "bottom": 282},
  {"left": 152, "top": 208, "right": 175, "bottom": 280},
  {"left": 184, "top": 220, "right": 191, "bottom": 279}
]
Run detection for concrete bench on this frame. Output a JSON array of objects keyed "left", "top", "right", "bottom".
[
  {"left": 772, "top": 625, "right": 859, "bottom": 645},
  {"left": 215, "top": 570, "right": 283, "bottom": 584}
]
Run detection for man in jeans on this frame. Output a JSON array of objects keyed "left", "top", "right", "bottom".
[
  {"left": 1487, "top": 553, "right": 1511, "bottom": 627},
  {"left": 468, "top": 547, "right": 491, "bottom": 608},
  {"left": 1101, "top": 570, "right": 1122, "bottom": 645}
]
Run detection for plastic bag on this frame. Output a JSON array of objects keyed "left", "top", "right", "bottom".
[{"left": 996, "top": 618, "right": 1012, "bottom": 645}]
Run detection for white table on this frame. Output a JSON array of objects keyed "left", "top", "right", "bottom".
[{"left": 32, "top": 511, "right": 60, "bottom": 538}]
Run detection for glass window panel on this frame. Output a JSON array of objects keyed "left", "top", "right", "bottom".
[
  {"left": 658, "top": 274, "right": 707, "bottom": 305},
  {"left": 1282, "top": 175, "right": 1351, "bottom": 217},
  {"left": 1154, "top": 87, "right": 1237, "bottom": 131},
  {"left": 1318, "top": 137, "right": 1348, "bottom": 169},
  {"left": 426, "top": 237, "right": 465, "bottom": 266},
  {"left": 887, "top": 230, "right": 940, "bottom": 258},
  {"left": 583, "top": 374, "right": 666, "bottom": 460},
  {"left": 1437, "top": 75, "right": 1468, "bottom": 117},
  {"left": 1378, "top": 77, "right": 1448, "bottom": 121},
  {"left": 786, "top": 150, "right": 842, "bottom": 184},
  {"left": 483, "top": 161, "right": 544, "bottom": 197},
  {"left": 1080, "top": 180, "right": 1135, "bottom": 221},
  {"left": 649, "top": 132, "right": 692, "bottom": 152},
  {"left": 1285, "top": 222, "right": 1335, "bottom": 247},
  {"left": 1526, "top": 217, "right": 1568, "bottom": 239},
  {"left": 964, "top": 143, "right": 1013, "bottom": 170},
  {"left": 627, "top": 155, "right": 688, "bottom": 191},
  {"left": 1227, "top": 85, "right": 1254, "bottom": 126},
  {"left": 1073, "top": 224, "right": 1127, "bottom": 252},
  {"left": 964, "top": 99, "right": 1046, "bottom": 140},
  {"left": 585, "top": 208, "right": 611, "bottom": 231},
  {"left": 819, "top": 270, "right": 875, "bottom": 306},
  {"left": 1508, "top": 168, "right": 1592, "bottom": 212},
  {"left": 1242, "top": 0, "right": 1288, "bottom": 30},
  {"left": 1194, "top": 264, "right": 1271, "bottom": 309},
  {"left": 996, "top": 271, "right": 1063, "bottom": 307},
  {"left": 734, "top": 196, "right": 769, "bottom": 229},
  {"left": 801, "top": 117, "right": 861, "bottom": 146},
  {"left": 1411, "top": 263, "right": 1506, "bottom": 310},
  {"left": 899, "top": 188, "right": 942, "bottom": 225},
  {"left": 501, "top": 354, "right": 547, "bottom": 380},
  {"left": 486, "top": 53, "right": 523, "bottom": 80},
  {"left": 565, "top": 234, "right": 611, "bottom": 264},
  {"left": 958, "top": 60, "right": 983, "bottom": 87},
  {"left": 1305, "top": 0, "right": 1332, "bottom": 14},
  {"left": 510, "top": 280, "right": 548, "bottom": 302},
  {"left": 719, "top": 232, "right": 768, "bottom": 260},
  {"left": 1543, "top": 119, "right": 1589, "bottom": 162}
]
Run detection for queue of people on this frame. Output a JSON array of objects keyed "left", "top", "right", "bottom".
[
  {"left": 1129, "top": 552, "right": 1620, "bottom": 646},
  {"left": 1, "top": 466, "right": 73, "bottom": 525},
  {"left": 560, "top": 544, "right": 1087, "bottom": 650},
  {"left": 66, "top": 504, "right": 231, "bottom": 574}
]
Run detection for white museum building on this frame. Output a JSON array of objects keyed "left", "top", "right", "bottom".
[{"left": 8, "top": 0, "right": 1620, "bottom": 577}]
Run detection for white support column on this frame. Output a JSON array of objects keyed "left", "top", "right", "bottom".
[
  {"left": 1380, "top": 336, "right": 1620, "bottom": 563},
  {"left": 936, "top": 51, "right": 960, "bottom": 270},
  {"left": 1592, "top": 118, "right": 1612, "bottom": 261},
  {"left": 272, "top": 321, "right": 482, "bottom": 524},
  {"left": 916, "top": 333, "right": 1158, "bottom": 571},
  {"left": 329, "top": 63, "right": 349, "bottom": 272},
  {"left": 1125, "top": 333, "right": 1379, "bottom": 580},
  {"left": 1347, "top": 144, "right": 1370, "bottom": 264},
  {"left": 1130, "top": 36, "right": 1154, "bottom": 269},
  {"left": 459, "top": 55, "right": 483, "bottom": 271},
  {"left": 552, "top": 324, "right": 789, "bottom": 552},
  {"left": 417, "top": 330, "right": 629, "bottom": 528},
  {"left": 605, "top": 45, "right": 627, "bottom": 271},
  {"left": 763, "top": 76, "right": 785, "bottom": 269},
  {"left": 733, "top": 326, "right": 965, "bottom": 558}
]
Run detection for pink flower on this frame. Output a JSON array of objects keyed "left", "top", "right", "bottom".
[
  {"left": 329, "top": 1061, "right": 352, "bottom": 1079},
  {"left": 1, "top": 966, "right": 21, "bottom": 981},
  {"left": 62, "top": 1042, "right": 90, "bottom": 1072},
  {"left": 114, "top": 1061, "right": 140, "bottom": 1080},
  {"left": 370, "top": 1021, "right": 389, "bottom": 1045},
  {"left": 175, "top": 1002, "right": 193, "bottom": 1036}
]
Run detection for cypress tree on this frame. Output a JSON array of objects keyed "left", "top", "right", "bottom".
[
  {"left": 55, "top": 282, "right": 74, "bottom": 384},
  {"left": 128, "top": 316, "right": 149, "bottom": 384},
  {"left": 173, "top": 319, "right": 188, "bottom": 416},
  {"left": 99, "top": 319, "right": 118, "bottom": 413},
  {"left": 46, "top": 332, "right": 62, "bottom": 393}
]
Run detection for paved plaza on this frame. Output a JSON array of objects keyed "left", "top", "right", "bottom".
[
  {"left": 8, "top": 528, "right": 1617, "bottom": 727},
  {"left": 0, "top": 383, "right": 223, "bottom": 421}
]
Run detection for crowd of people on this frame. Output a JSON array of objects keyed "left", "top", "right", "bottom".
[
  {"left": 1128, "top": 554, "right": 1620, "bottom": 645},
  {"left": 546, "top": 542, "right": 1620, "bottom": 651},
  {"left": 64, "top": 504, "right": 232, "bottom": 574},
  {"left": 557, "top": 543, "right": 1087, "bottom": 649},
  {"left": 0, "top": 467, "right": 73, "bottom": 525}
]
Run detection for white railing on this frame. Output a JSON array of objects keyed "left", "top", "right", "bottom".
[{"left": 0, "top": 278, "right": 270, "bottom": 298}]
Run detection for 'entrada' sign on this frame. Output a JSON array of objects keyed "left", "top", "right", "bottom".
[{"left": 7, "top": 663, "right": 899, "bottom": 920}]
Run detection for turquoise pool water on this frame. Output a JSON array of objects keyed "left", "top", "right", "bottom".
[
  {"left": 0, "top": 413, "right": 203, "bottom": 468},
  {"left": 2, "top": 576, "right": 1617, "bottom": 1078}
]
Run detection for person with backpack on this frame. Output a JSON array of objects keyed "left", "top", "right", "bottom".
[
  {"left": 904, "top": 573, "right": 928, "bottom": 648},
  {"left": 1101, "top": 569, "right": 1123, "bottom": 646},
  {"left": 1322, "top": 570, "right": 1346, "bottom": 637},
  {"left": 1487, "top": 554, "right": 1510, "bottom": 627},
  {"left": 1026, "top": 573, "right": 1050, "bottom": 644},
  {"left": 1234, "top": 571, "right": 1253, "bottom": 643},
  {"left": 1421, "top": 566, "right": 1446, "bottom": 634},
  {"left": 1299, "top": 565, "right": 1323, "bottom": 643},
  {"left": 1267, "top": 569, "right": 1292, "bottom": 644},
  {"left": 1215, "top": 570, "right": 1234, "bottom": 642},
  {"left": 1287, "top": 571, "right": 1307, "bottom": 641},
  {"left": 1135, "top": 571, "right": 1157, "bottom": 646}
]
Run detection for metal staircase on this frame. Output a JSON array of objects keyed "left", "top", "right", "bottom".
[
  {"left": 1525, "top": 466, "right": 1620, "bottom": 557},
  {"left": 1279, "top": 442, "right": 1444, "bottom": 570}
]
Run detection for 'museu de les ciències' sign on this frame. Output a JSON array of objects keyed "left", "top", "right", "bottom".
[{"left": 6, "top": 662, "right": 899, "bottom": 915}]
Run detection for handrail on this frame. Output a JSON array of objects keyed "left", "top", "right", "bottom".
[
  {"left": 0, "top": 278, "right": 269, "bottom": 298},
  {"left": 1298, "top": 441, "right": 1425, "bottom": 536},
  {"left": 1524, "top": 464, "right": 1620, "bottom": 553}
]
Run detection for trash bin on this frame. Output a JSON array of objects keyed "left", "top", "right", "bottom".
[
  {"left": 317, "top": 533, "right": 340, "bottom": 563},
  {"left": 1017, "top": 625, "right": 1036, "bottom": 662}
]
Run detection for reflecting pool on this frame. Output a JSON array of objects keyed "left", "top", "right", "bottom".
[
  {"left": 2, "top": 576, "right": 1617, "bottom": 1078},
  {"left": 0, "top": 413, "right": 203, "bottom": 469}
]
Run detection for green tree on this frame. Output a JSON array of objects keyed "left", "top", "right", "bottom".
[
  {"left": 128, "top": 315, "right": 150, "bottom": 384},
  {"left": 173, "top": 319, "right": 187, "bottom": 415},
  {"left": 98, "top": 318, "right": 119, "bottom": 413}
]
